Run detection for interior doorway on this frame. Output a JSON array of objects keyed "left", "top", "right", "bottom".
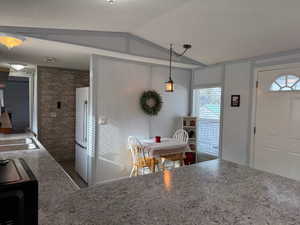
[
  {"left": 193, "top": 87, "right": 222, "bottom": 162},
  {"left": 254, "top": 67, "right": 300, "bottom": 181},
  {"left": 4, "top": 76, "right": 30, "bottom": 133}
]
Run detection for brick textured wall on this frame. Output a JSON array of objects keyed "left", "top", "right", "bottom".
[{"left": 37, "top": 66, "right": 89, "bottom": 162}]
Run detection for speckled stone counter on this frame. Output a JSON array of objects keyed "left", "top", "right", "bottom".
[
  {"left": 0, "top": 134, "right": 79, "bottom": 224},
  {"left": 45, "top": 159, "right": 300, "bottom": 225},
  {"left": 2, "top": 134, "right": 300, "bottom": 225}
]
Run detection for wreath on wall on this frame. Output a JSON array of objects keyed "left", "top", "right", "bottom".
[{"left": 140, "top": 90, "right": 163, "bottom": 116}]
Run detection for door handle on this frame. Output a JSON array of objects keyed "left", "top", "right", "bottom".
[{"left": 84, "top": 101, "right": 88, "bottom": 143}]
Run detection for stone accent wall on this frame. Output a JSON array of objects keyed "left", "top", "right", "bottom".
[{"left": 37, "top": 66, "right": 89, "bottom": 162}]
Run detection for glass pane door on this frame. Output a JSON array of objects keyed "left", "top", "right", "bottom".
[{"left": 193, "top": 87, "right": 222, "bottom": 161}]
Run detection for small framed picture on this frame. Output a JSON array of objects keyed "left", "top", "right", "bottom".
[{"left": 231, "top": 95, "right": 240, "bottom": 107}]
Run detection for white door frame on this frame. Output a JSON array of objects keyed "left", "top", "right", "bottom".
[
  {"left": 249, "top": 62, "right": 300, "bottom": 167},
  {"left": 191, "top": 84, "right": 224, "bottom": 159},
  {"left": 8, "top": 70, "right": 35, "bottom": 133}
]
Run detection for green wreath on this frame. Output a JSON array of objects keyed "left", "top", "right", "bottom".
[{"left": 140, "top": 90, "right": 163, "bottom": 116}]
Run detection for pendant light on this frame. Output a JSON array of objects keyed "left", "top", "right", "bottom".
[
  {"left": 165, "top": 43, "right": 192, "bottom": 92},
  {"left": 165, "top": 44, "right": 174, "bottom": 92},
  {"left": 0, "top": 33, "right": 25, "bottom": 49}
]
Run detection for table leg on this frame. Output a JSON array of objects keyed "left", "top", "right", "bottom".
[
  {"left": 161, "top": 158, "right": 166, "bottom": 170},
  {"left": 151, "top": 158, "right": 156, "bottom": 173},
  {"left": 180, "top": 153, "right": 185, "bottom": 167},
  {"left": 180, "top": 159, "right": 184, "bottom": 167}
]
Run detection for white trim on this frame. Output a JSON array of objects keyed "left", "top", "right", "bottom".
[
  {"left": 8, "top": 70, "right": 34, "bottom": 132},
  {"left": 191, "top": 84, "right": 224, "bottom": 159},
  {"left": 249, "top": 62, "right": 300, "bottom": 167},
  {"left": 192, "top": 83, "right": 223, "bottom": 89},
  {"left": 87, "top": 55, "right": 97, "bottom": 186},
  {"left": 254, "top": 62, "right": 300, "bottom": 72},
  {"left": 87, "top": 48, "right": 198, "bottom": 69}
]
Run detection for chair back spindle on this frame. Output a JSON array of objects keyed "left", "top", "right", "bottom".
[
  {"left": 128, "top": 136, "right": 147, "bottom": 164},
  {"left": 128, "top": 136, "right": 158, "bottom": 177},
  {"left": 173, "top": 129, "right": 189, "bottom": 144}
]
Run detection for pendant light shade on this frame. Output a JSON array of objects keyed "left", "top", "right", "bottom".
[
  {"left": 0, "top": 33, "right": 25, "bottom": 49},
  {"left": 165, "top": 78, "right": 174, "bottom": 92}
]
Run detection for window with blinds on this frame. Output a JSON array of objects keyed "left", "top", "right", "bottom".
[{"left": 193, "top": 87, "right": 222, "bottom": 156}]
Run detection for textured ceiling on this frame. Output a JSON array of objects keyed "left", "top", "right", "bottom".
[
  {"left": 1, "top": 0, "right": 300, "bottom": 64},
  {"left": 0, "top": 38, "right": 90, "bottom": 70},
  {"left": 0, "top": 0, "right": 192, "bottom": 32}
]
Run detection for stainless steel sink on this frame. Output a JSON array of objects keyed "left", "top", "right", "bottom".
[{"left": 0, "top": 138, "right": 39, "bottom": 152}]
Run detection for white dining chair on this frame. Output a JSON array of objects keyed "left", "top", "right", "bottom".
[
  {"left": 128, "top": 136, "right": 159, "bottom": 177},
  {"left": 161, "top": 129, "right": 189, "bottom": 169},
  {"left": 173, "top": 129, "right": 189, "bottom": 144}
]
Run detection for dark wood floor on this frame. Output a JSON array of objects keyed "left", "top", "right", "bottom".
[
  {"left": 59, "top": 160, "right": 88, "bottom": 189},
  {"left": 197, "top": 153, "right": 218, "bottom": 163}
]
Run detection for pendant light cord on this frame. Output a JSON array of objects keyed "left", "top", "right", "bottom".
[{"left": 169, "top": 44, "right": 173, "bottom": 80}]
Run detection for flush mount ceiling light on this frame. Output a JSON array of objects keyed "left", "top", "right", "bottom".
[
  {"left": 165, "top": 44, "right": 192, "bottom": 92},
  {"left": 106, "top": 0, "right": 115, "bottom": 4},
  {"left": 0, "top": 33, "right": 25, "bottom": 49},
  {"left": 45, "top": 57, "right": 57, "bottom": 64},
  {"left": 10, "top": 64, "right": 26, "bottom": 71}
]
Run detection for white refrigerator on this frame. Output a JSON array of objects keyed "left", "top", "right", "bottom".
[{"left": 75, "top": 87, "right": 89, "bottom": 183}]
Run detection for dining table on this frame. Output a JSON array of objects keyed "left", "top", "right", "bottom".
[{"left": 139, "top": 137, "right": 191, "bottom": 172}]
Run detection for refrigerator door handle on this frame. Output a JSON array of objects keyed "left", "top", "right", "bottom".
[
  {"left": 75, "top": 141, "right": 87, "bottom": 149},
  {"left": 82, "top": 103, "right": 85, "bottom": 144},
  {"left": 84, "top": 100, "right": 88, "bottom": 143}
]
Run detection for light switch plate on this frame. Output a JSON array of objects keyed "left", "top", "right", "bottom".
[{"left": 99, "top": 117, "right": 108, "bottom": 125}]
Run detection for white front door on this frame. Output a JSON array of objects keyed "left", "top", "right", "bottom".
[{"left": 254, "top": 67, "right": 300, "bottom": 180}]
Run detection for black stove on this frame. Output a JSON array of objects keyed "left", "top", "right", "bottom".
[{"left": 0, "top": 159, "right": 38, "bottom": 225}]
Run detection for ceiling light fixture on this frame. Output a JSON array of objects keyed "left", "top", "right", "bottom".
[
  {"left": 45, "top": 57, "right": 57, "bottom": 64},
  {"left": 106, "top": 0, "right": 115, "bottom": 4},
  {"left": 165, "top": 44, "right": 192, "bottom": 92},
  {"left": 0, "top": 33, "right": 25, "bottom": 49},
  {"left": 10, "top": 64, "right": 26, "bottom": 71}
]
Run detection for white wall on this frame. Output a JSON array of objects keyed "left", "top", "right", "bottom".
[
  {"left": 222, "top": 62, "right": 252, "bottom": 165},
  {"left": 191, "top": 51, "right": 300, "bottom": 166},
  {"left": 193, "top": 65, "right": 224, "bottom": 87},
  {"left": 91, "top": 55, "right": 191, "bottom": 184},
  {"left": 150, "top": 66, "right": 191, "bottom": 137},
  {"left": 192, "top": 61, "right": 252, "bottom": 165}
]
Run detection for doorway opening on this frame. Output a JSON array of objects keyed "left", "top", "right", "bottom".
[
  {"left": 0, "top": 68, "right": 31, "bottom": 134},
  {"left": 4, "top": 76, "right": 30, "bottom": 133},
  {"left": 193, "top": 87, "right": 222, "bottom": 162}
]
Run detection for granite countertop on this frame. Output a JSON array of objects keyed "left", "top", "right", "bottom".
[
  {"left": 46, "top": 159, "right": 300, "bottom": 225},
  {"left": 0, "top": 134, "right": 79, "bottom": 224},
  {"left": 1, "top": 134, "right": 300, "bottom": 225}
]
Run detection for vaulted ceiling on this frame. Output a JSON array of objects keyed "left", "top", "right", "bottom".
[{"left": 1, "top": 0, "right": 300, "bottom": 64}]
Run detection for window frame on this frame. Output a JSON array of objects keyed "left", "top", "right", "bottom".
[{"left": 270, "top": 74, "right": 300, "bottom": 92}]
